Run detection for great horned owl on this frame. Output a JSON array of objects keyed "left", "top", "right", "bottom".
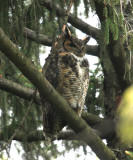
[{"left": 41, "top": 27, "right": 90, "bottom": 142}]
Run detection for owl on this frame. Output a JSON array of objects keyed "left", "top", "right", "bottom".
[{"left": 41, "top": 27, "right": 90, "bottom": 143}]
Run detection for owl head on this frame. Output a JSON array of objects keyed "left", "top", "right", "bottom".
[
  {"left": 53, "top": 26, "right": 90, "bottom": 57},
  {"left": 63, "top": 27, "right": 90, "bottom": 57}
]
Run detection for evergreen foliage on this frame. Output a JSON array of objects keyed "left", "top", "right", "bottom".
[{"left": 0, "top": 0, "right": 133, "bottom": 159}]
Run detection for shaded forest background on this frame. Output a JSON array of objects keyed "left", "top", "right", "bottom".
[{"left": 0, "top": 0, "right": 133, "bottom": 160}]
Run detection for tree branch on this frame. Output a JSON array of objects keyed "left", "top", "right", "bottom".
[
  {"left": 0, "top": 78, "right": 40, "bottom": 104},
  {"left": 0, "top": 78, "right": 104, "bottom": 127},
  {"left": 85, "top": 44, "right": 99, "bottom": 57},
  {"left": 23, "top": 27, "right": 99, "bottom": 57},
  {"left": 23, "top": 27, "right": 52, "bottom": 47},
  {"left": 41, "top": 0, "right": 101, "bottom": 41},
  {"left": 0, "top": 118, "right": 115, "bottom": 142},
  {"left": 81, "top": 112, "right": 103, "bottom": 125},
  {"left": 0, "top": 77, "right": 116, "bottom": 140},
  {"left": 0, "top": 79, "right": 115, "bottom": 141},
  {"left": 0, "top": 78, "right": 115, "bottom": 139},
  {"left": 0, "top": 27, "right": 116, "bottom": 160}
]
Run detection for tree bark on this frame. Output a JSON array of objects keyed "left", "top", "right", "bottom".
[
  {"left": 94, "top": 1, "right": 133, "bottom": 159},
  {"left": 23, "top": 27, "right": 52, "bottom": 47},
  {"left": 0, "top": 78, "right": 40, "bottom": 104}
]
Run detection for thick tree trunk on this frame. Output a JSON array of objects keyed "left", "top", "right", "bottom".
[
  {"left": 99, "top": 2, "right": 133, "bottom": 159},
  {"left": 94, "top": 1, "right": 133, "bottom": 159}
]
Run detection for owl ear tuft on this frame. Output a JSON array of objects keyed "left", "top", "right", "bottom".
[
  {"left": 83, "top": 36, "right": 90, "bottom": 44},
  {"left": 63, "top": 26, "right": 71, "bottom": 38}
]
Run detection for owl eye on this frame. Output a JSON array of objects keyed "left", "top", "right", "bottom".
[
  {"left": 69, "top": 43, "right": 77, "bottom": 48},
  {"left": 63, "top": 40, "right": 78, "bottom": 52}
]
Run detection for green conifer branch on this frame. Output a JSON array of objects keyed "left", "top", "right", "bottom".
[{"left": 94, "top": 0, "right": 132, "bottom": 91}]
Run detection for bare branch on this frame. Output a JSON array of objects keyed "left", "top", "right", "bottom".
[
  {"left": 0, "top": 125, "right": 44, "bottom": 142},
  {"left": 0, "top": 27, "right": 116, "bottom": 160},
  {"left": 0, "top": 78, "right": 40, "bottom": 104},
  {"left": 81, "top": 112, "right": 103, "bottom": 125},
  {"left": 23, "top": 27, "right": 99, "bottom": 57},
  {"left": 0, "top": 78, "right": 115, "bottom": 139},
  {"left": 85, "top": 44, "right": 99, "bottom": 57},
  {"left": 41, "top": 0, "right": 101, "bottom": 41},
  {"left": 0, "top": 118, "right": 115, "bottom": 142},
  {"left": 0, "top": 78, "right": 104, "bottom": 128},
  {"left": 58, "top": 119, "right": 115, "bottom": 140},
  {"left": 0, "top": 78, "right": 107, "bottom": 128},
  {"left": 23, "top": 27, "right": 52, "bottom": 47}
]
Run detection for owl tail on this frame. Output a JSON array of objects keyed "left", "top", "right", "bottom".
[
  {"left": 43, "top": 132, "right": 52, "bottom": 146},
  {"left": 43, "top": 116, "right": 54, "bottom": 146},
  {"left": 43, "top": 113, "right": 63, "bottom": 145},
  {"left": 52, "top": 113, "right": 63, "bottom": 137}
]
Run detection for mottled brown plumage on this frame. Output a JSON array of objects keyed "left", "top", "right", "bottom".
[{"left": 41, "top": 27, "right": 90, "bottom": 143}]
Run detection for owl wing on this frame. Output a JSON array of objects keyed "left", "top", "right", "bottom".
[{"left": 41, "top": 52, "right": 64, "bottom": 141}]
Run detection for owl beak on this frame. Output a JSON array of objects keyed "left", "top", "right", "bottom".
[{"left": 78, "top": 48, "right": 84, "bottom": 54}]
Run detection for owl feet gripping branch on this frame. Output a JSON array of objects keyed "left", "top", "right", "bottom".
[{"left": 41, "top": 26, "right": 90, "bottom": 144}]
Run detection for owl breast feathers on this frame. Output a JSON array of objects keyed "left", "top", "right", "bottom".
[{"left": 41, "top": 27, "right": 90, "bottom": 141}]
